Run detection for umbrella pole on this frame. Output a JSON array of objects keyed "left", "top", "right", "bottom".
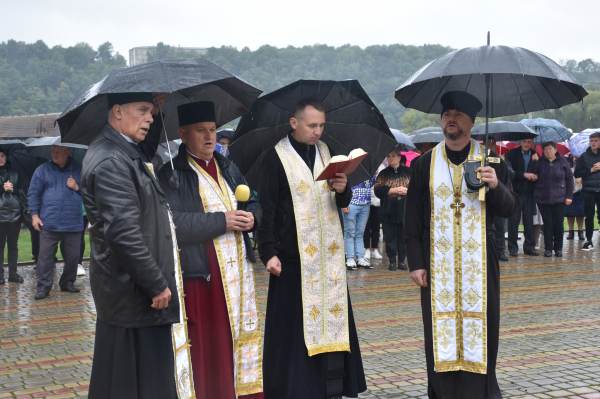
[{"left": 159, "top": 104, "right": 175, "bottom": 171}]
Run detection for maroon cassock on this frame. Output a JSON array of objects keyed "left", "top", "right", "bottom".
[{"left": 184, "top": 154, "right": 263, "bottom": 399}]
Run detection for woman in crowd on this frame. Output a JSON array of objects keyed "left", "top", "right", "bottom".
[
  {"left": 342, "top": 175, "right": 376, "bottom": 270},
  {"left": 565, "top": 155, "right": 585, "bottom": 240},
  {"left": 374, "top": 147, "right": 411, "bottom": 271},
  {"left": 0, "top": 148, "right": 23, "bottom": 284},
  {"left": 529, "top": 141, "right": 573, "bottom": 257}
]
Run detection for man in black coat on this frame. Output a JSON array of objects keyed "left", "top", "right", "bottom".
[
  {"left": 505, "top": 138, "right": 540, "bottom": 256},
  {"left": 158, "top": 101, "right": 264, "bottom": 398},
  {"left": 574, "top": 132, "right": 600, "bottom": 250},
  {"left": 82, "top": 92, "right": 180, "bottom": 399}
]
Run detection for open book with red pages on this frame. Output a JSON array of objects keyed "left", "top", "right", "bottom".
[{"left": 315, "top": 148, "right": 368, "bottom": 181}]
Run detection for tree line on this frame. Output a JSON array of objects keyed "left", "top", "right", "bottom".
[{"left": 1, "top": 39, "right": 599, "bottom": 133}]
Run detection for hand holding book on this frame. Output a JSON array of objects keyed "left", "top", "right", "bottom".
[{"left": 315, "top": 148, "right": 368, "bottom": 181}]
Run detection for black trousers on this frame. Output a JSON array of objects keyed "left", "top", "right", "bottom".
[
  {"left": 383, "top": 223, "right": 405, "bottom": 264},
  {"left": 0, "top": 220, "right": 20, "bottom": 277},
  {"left": 363, "top": 206, "right": 380, "bottom": 249},
  {"left": 493, "top": 216, "right": 507, "bottom": 256},
  {"left": 29, "top": 224, "right": 39, "bottom": 261},
  {"left": 79, "top": 216, "right": 88, "bottom": 264},
  {"left": 36, "top": 230, "right": 81, "bottom": 293},
  {"left": 538, "top": 203, "right": 566, "bottom": 252},
  {"left": 508, "top": 196, "right": 536, "bottom": 254},
  {"left": 584, "top": 191, "right": 600, "bottom": 240}
]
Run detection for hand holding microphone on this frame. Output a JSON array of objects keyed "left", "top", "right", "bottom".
[{"left": 225, "top": 185, "right": 254, "bottom": 232}]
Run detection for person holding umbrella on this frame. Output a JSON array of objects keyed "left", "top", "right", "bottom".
[
  {"left": 256, "top": 97, "right": 366, "bottom": 399},
  {"left": 528, "top": 142, "right": 573, "bottom": 257},
  {"left": 157, "top": 101, "right": 264, "bottom": 398},
  {"left": 404, "top": 91, "right": 516, "bottom": 399},
  {"left": 82, "top": 92, "right": 183, "bottom": 399},
  {"left": 574, "top": 132, "right": 600, "bottom": 251},
  {"left": 0, "top": 148, "right": 24, "bottom": 285}
]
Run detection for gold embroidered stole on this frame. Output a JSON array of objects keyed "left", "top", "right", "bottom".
[
  {"left": 187, "top": 156, "right": 263, "bottom": 396},
  {"left": 275, "top": 136, "right": 350, "bottom": 356},
  {"left": 429, "top": 140, "right": 487, "bottom": 374},
  {"left": 143, "top": 163, "right": 195, "bottom": 398}
]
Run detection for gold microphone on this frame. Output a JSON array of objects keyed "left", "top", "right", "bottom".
[{"left": 235, "top": 185, "right": 250, "bottom": 211}]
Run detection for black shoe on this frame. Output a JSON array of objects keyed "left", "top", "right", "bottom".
[
  {"left": 0, "top": 276, "right": 4, "bottom": 284},
  {"left": 524, "top": 250, "right": 539, "bottom": 256},
  {"left": 8, "top": 273, "right": 23, "bottom": 283},
  {"left": 398, "top": 262, "right": 408, "bottom": 270},
  {"left": 582, "top": 241, "right": 593, "bottom": 251},
  {"left": 544, "top": 250, "right": 552, "bottom": 257},
  {"left": 499, "top": 253, "right": 509, "bottom": 261},
  {"left": 388, "top": 263, "right": 397, "bottom": 271},
  {"left": 34, "top": 291, "right": 49, "bottom": 300},
  {"left": 567, "top": 230, "right": 574, "bottom": 240},
  {"left": 578, "top": 231, "right": 585, "bottom": 240},
  {"left": 60, "top": 285, "right": 80, "bottom": 293},
  {"left": 509, "top": 252, "right": 518, "bottom": 257},
  {"left": 555, "top": 251, "right": 563, "bottom": 257}
]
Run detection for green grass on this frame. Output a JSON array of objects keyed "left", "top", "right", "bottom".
[{"left": 2, "top": 229, "right": 90, "bottom": 264}]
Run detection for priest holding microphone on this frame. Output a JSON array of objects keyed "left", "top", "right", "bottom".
[{"left": 158, "top": 101, "right": 264, "bottom": 398}]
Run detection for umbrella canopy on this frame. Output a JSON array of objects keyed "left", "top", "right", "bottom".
[
  {"left": 0, "top": 139, "right": 26, "bottom": 149},
  {"left": 505, "top": 141, "right": 570, "bottom": 157},
  {"left": 395, "top": 45, "right": 588, "bottom": 118},
  {"left": 406, "top": 126, "right": 444, "bottom": 150},
  {"left": 217, "top": 128, "right": 235, "bottom": 141},
  {"left": 520, "top": 118, "right": 572, "bottom": 145},
  {"left": 57, "top": 58, "right": 262, "bottom": 145},
  {"left": 471, "top": 121, "right": 538, "bottom": 141},
  {"left": 401, "top": 151, "right": 420, "bottom": 167},
  {"left": 390, "top": 128, "right": 417, "bottom": 151},
  {"left": 156, "top": 139, "right": 182, "bottom": 163},
  {"left": 26, "top": 137, "right": 88, "bottom": 163},
  {"left": 230, "top": 80, "right": 396, "bottom": 188},
  {"left": 568, "top": 128, "right": 600, "bottom": 157}
]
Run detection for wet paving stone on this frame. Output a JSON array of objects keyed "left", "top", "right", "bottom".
[{"left": 1, "top": 236, "right": 600, "bottom": 397}]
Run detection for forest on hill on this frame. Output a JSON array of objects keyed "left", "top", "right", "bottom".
[{"left": 1, "top": 39, "right": 599, "bottom": 132}]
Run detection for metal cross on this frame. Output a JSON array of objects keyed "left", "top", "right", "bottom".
[{"left": 451, "top": 193, "right": 466, "bottom": 219}]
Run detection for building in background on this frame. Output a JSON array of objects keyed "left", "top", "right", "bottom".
[
  {"left": 0, "top": 114, "right": 60, "bottom": 139},
  {"left": 129, "top": 46, "right": 208, "bottom": 66}
]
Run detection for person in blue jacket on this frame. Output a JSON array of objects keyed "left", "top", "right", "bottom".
[{"left": 28, "top": 145, "right": 83, "bottom": 300}]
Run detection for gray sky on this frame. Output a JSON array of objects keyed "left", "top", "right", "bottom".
[{"left": 1, "top": 0, "right": 598, "bottom": 65}]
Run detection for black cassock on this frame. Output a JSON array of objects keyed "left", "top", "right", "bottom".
[
  {"left": 257, "top": 135, "right": 367, "bottom": 399},
  {"left": 404, "top": 143, "right": 517, "bottom": 399}
]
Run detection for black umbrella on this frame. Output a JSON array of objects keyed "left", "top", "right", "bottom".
[
  {"left": 25, "top": 137, "right": 89, "bottom": 163},
  {"left": 217, "top": 128, "right": 235, "bottom": 141},
  {"left": 395, "top": 33, "right": 588, "bottom": 192},
  {"left": 56, "top": 58, "right": 262, "bottom": 145},
  {"left": 230, "top": 79, "right": 397, "bottom": 188},
  {"left": 471, "top": 121, "right": 538, "bottom": 142},
  {"left": 406, "top": 127, "right": 444, "bottom": 149}
]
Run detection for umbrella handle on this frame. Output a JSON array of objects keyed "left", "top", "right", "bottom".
[{"left": 158, "top": 104, "right": 175, "bottom": 171}]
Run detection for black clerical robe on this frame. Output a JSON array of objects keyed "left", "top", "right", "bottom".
[
  {"left": 257, "top": 134, "right": 367, "bottom": 399},
  {"left": 405, "top": 143, "right": 517, "bottom": 399}
]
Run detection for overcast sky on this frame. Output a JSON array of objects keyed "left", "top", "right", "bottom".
[{"left": 1, "top": 0, "right": 598, "bottom": 65}]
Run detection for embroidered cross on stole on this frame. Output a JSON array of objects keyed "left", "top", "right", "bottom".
[
  {"left": 429, "top": 140, "right": 488, "bottom": 374},
  {"left": 187, "top": 156, "right": 263, "bottom": 396},
  {"left": 275, "top": 136, "right": 350, "bottom": 356},
  {"left": 144, "top": 163, "right": 195, "bottom": 398}
]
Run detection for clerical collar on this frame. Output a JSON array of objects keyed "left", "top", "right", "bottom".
[
  {"left": 187, "top": 149, "right": 212, "bottom": 166},
  {"left": 288, "top": 132, "right": 317, "bottom": 171},
  {"left": 445, "top": 141, "right": 471, "bottom": 166},
  {"left": 119, "top": 133, "right": 136, "bottom": 144}
]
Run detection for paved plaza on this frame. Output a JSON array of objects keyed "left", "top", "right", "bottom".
[{"left": 1, "top": 237, "right": 600, "bottom": 399}]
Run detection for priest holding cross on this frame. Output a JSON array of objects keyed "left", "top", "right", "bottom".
[{"left": 404, "top": 91, "right": 517, "bottom": 399}]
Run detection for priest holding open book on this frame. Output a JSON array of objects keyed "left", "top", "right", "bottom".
[{"left": 257, "top": 97, "right": 366, "bottom": 399}]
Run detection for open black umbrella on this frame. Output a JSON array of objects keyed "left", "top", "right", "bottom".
[
  {"left": 406, "top": 127, "right": 444, "bottom": 149},
  {"left": 390, "top": 129, "right": 417, "bottom": 151},
  {"left": 217, "top": 128, "right": 235, "bottom": 142},
  {"left": 230, "top": 79, "right": 397, "bottom": 188},
  {"left": 25, "top": 137, "right": 89, "bottom": 163},
  {"left": 471, "top": 121, "right": 538, "bottom": 142},
  {"left": 395, "top": 33, "right": 588, "bottom": 193},
  {"left": 56, "top": 58, "right": 262, "bottom": 145}
]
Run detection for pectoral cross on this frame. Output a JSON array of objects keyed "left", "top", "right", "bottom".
[
  {"left": 301, "top": 210, "right": 316, "bottom": 224},
  {"left": 451, "top": 192, "right": 466, "bottom": 223},
  {"left": 467, "top": 148, "right": 501, "bottom": 202},
  {"left": 308, "top": 273, "right": 319, "bottom": 290}
]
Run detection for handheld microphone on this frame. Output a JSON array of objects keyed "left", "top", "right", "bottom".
[{"left": 235, "top": 185, "right": 250, "bottom": 211}]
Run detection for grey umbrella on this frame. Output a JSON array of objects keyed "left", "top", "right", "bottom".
[
  {"left": 406, "top": 127, "right": 444, "bottom": 150},
  {"left": 56, "top": 58, "right": 262, "bottom": 145},
  {"left": 471, "top": 121, "right": 538, "bottom": 141},
  {"left": 519, "top": 118, "right": 572, "bottom": 145},
  {"left": 390, "top": 129, "right": 417, "bottom": 151},
  {"left": 25, "top": 137, "right": 88, "bottom": 163}
]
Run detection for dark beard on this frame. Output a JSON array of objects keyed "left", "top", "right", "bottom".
[{"left": 443, "top": 126, "right": 465, "bottom": 141}]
